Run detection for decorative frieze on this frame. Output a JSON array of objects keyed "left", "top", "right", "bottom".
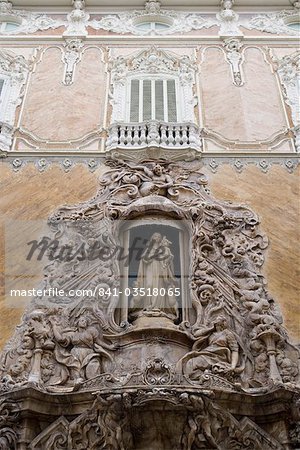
[
  {"left": 89, "top": 0, "right": 216, "bottom": 36},
  {"left": 245, "top": 8, "right": 300, "bottom": 36},
  {"left": 0, "top": 49, "right": 32, "bottom": 151}
]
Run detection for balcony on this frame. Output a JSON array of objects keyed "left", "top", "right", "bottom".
[{"left": 106, "top": 121, "right": 202, "bottom": 152}]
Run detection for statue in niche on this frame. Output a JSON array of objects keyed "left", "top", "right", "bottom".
[
  {"left": 179, "top": 316, "right": 241, "bottom": 381},
  {"left": 129, "top": 232, "right": 179, "bottom": 321},
  {"left": 49, "top": 315, "right": 116, "bottom": 385}
]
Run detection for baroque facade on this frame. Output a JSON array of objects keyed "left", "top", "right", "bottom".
[{"left": 0, "top": 0, "right": 299, "bottom": 449}]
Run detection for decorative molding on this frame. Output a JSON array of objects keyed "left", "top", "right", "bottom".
[
  {"left": 109, "top": 46, "right": 197, "bottom": 123},
  {"left": 89, "top": 0, "right": 216, "bottom": 36},
  {"left": 0, "top": 0, "right": 65, "bottom": 35},
  {"left": 62, "top": 38, "right": 84, "bottom": 85},
  {"left": 223, "top": 38, "right": 245, "bottom": 86},
  {"left": 273, "top": 51, "right": 300, "bottom": 152},
  {"left": 0, "top": 49, "right": 32, "bottom": 151},
  {"left": 216, "top": 0, "right": 243, "bottom": 38},
  {"left": 63, "top": 0, "right": 90, "bottom": 38},
  {"left": 245, "top": 8, "right": 300, "bottom": 36},
  {"left": 0, "top": 153, "right": 298, "bottom": 174}
]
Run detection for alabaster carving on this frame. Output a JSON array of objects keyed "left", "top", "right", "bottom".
[
  {"left": 64, "top": 0, "right": 90, "bottom": 38},
  {"left": 0, "top": 0, "right": 64, "bottom": 35},
  {"left": 223, "top": 38, "right": 245, "bottom": 86},
  {"left": 273, "top": 51, "right": 300, "bottom": 151},
  {"left": 0, "top": 49, "right": 32, "bottom": 151},
  {"left": 89, "top": 0, "right": 216, "bottom": 36},
  {"left": 245, "top": 8, "right": 300, "bottom": 36},
  {"left": 0, "top": 156, "right": 299, "bottom": 448},
  {"left": 217, "top": 0, "right": 243, "bottom": 38},
  {"left": 62, "top": 38, "right": 84, "bottom": 85}
]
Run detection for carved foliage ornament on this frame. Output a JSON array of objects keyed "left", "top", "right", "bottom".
[
  {"left": 89, "top": 0, "right": 216, "bottom": 36},
  {"left": 274, "top": 51, "right": 300, "bottom": 152},
  {"left": 0, "top": 158, "right": 299, "bottom": 396},
  {"left": 245, "top": 9, "right": 300, "bottom": 36},
  {"left": 0, "top": 0, "right": 64, "bottom": 34},
  {"left": 0, "top": 49, "right": 32, "bottom": 151}
]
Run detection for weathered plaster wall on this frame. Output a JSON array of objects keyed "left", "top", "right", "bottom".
[
  {"left": 200, "top": 46, "right": 287, "bottom": 141},
  {"left": 20, "top": 47, "right": 107, "bottom": 141},
  {"left": 0, "top": 163, "right": 299, "bottom": 350}
]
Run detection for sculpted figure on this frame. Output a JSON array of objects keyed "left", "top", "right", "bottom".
[
  {"left": 50, "top": 315, "right": 115, "bottom": 385},
  {"left": 180, "top": 316, "right": 240, "bottom": 380},
  {"left": 139, "top": 164, "right": 173, "bottom": 197},
  {"left": 129, "top": 232, "right": 178, "bottom": 320}
]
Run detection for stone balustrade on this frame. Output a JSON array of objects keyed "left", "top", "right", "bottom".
[{"left": 106, "top": 121, "right": 202, "bottom": 151}]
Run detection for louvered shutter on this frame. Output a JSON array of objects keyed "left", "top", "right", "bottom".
[
  {"left": 167, "top": 79, "right": 177, "bottom": 122},
  {"left": 155, "top": 80, "right": 164, "bottom": 121},
  {"left": 130, "top": 79, "right": 140, "bottom": 122},
  {"left": 129, "top": 77, "right": 178, "bottom": 122},
  {"left": 143, "top": 79, "right": 152, "bottom": 121}
]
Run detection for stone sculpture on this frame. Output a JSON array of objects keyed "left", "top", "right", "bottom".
[{"left": 0, "top": 155, "right": 299, "bottom": 449}]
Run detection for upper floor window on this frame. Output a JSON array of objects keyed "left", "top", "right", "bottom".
[
  {"left": 129, "top": 77, "right": 178, "bottom": 123},
  {"left": 0, "top": 20, "right": 20, "bottom": 33},
  {"left": 287, "top": 22, "right": 300, "bottom": 31},
  {"left": 110, "top": 47, "right": 197, "bottom": 125}
]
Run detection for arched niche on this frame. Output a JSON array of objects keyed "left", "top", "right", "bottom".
[{"left": 116, "top": 215, "right": 191, "bottom": 328}]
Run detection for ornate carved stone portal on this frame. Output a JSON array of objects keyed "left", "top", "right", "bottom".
[{"left": 0, "top": 155, "right": 299, "bottom": 449}]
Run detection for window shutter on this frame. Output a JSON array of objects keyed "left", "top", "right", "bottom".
[
  {"left": 143, "top": 79, "right": 152, "bottom": 121},
  {"left": 130, "top": 79, "right": 140, "bottom": 122},
  {"left": 155, "top": 80, "right": 164, "bottom": 121},
  {"left": 0, "top": 79, "right": 4, "bottom": 97},
  {"left": 167, "top": 79, "right": 177, "bottom": 122}
]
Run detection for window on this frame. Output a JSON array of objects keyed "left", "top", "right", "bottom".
[
  {"left": 0, "top": 21, "right": 20, "bottom": 32},
  {"left": 287, "top": 22, "right": 300, "bottom": 31},
  {"left": 135, "top": 21, "right": 171, "bottom": 32},
  {"left": 129, "top": 78, "right": 178, "bottom": 122}
]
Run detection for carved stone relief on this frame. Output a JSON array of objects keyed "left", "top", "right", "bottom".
[
  {"left": 89, "top": 0, "right": 216, "bottom": 36},
  {"left": 273, "top": 51, "right": 300, "bottom": 152},
  {"left": 63, "top": 0, "right": 90, "bottom": 38},
  {"left": 216, "top": 0, "right": 243, "bottom": 38},
  {"left": 223, "top": 38, "right": 245, "bottom": 86},
  {"left": 244, "top": 8, "right": 300, "bottom": 36},
  {"left": 0, "top": 156, "right": 299, "bottom": 448},
  {"left": 0, "top": 0, "right": 65, "bottom": 35},
  {"left": 62, "top": 38, "right": 84, "bottom": 85},
  {"left": 0, "top": 49, "right": 32, "bottom": 151}
]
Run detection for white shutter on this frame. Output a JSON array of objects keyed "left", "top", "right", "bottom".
[
  {"left": 167, "top": 79, "right": 177, "bottom": 122},
  {"left": 143, "top": 79, "right": 152, "bottom": 121},
  {"left": 0, "top": 79, "right": 4, "bottom": 97},
  {"left": 129, "top": 77, "right": 178, "bottom": 123},
  {"left": 130, "top": 79, "right": 140, "bottom": 122},
  {"left": 155, "top": 80, "right": 164, "bottom": 121}
]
